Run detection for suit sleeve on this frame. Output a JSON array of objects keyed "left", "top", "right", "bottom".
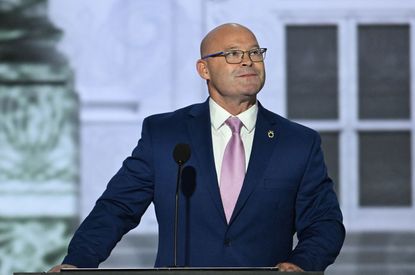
[
  {"left": 287, "top": 132, "right": 345, "bottom": 271},
  {"left": 62, "top": 117, "right": 155, "bottom": 267}
]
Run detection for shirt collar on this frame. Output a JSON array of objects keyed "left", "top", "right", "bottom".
[{"left": 209, "top": 97, "right": 258, "bottom": 133}]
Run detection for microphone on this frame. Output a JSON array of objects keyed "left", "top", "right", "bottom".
[
  {"left": 172, "top": 143, "right": 191, "bottom": 267},
  {"left": 173, "top": 143, "right": 191, "bottom": 165}
]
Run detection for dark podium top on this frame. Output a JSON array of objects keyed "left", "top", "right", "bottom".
[{"left": 14, "top": 268, "right": 323, "bottom": 275}]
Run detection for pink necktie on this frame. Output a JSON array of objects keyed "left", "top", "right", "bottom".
[{"left": 220, "top": 117, "right": 246, "bottom": 223}]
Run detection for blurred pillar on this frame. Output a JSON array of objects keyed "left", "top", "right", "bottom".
[{"left": 0, "top": 1, "right": 78, "bottom": 274}]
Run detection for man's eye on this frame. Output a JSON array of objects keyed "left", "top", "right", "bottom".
[
  {"left": 227, "top": 51, "right": 241, "bottom": 57},
  {"left": 250, "top": 49, "right": 261, "bottom": 55}
]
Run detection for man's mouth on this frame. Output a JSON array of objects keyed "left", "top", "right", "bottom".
[{"left": 237, "top": 73, "right": 257, "bottom": 77}]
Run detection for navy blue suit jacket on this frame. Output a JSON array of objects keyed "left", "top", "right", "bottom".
[{"left": 63, "top": 99, "right": 345, "bottom": 271}]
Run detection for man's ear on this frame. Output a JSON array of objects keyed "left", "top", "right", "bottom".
[{"left": 196, "top": 59, "right": 210, "bottom": 80}]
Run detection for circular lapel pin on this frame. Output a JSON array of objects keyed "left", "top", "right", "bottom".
[{"left": 268, "top": 130, "right": 275, "bottom": 138}]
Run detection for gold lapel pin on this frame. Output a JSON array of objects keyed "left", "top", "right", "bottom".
[{"left": 267, "top": 130, "right": 275, "bottom": 139}]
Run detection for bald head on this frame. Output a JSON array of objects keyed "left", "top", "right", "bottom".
[{"left": 200, "top": 23, "right": 258, "bottom": 57}]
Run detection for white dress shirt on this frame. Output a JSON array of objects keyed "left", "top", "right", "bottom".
[{"left": 209, "top": 97, "right": 258, "bottom": 185}]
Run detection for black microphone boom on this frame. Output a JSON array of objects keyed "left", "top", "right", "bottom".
[{"left": 172, "top": 143, "right": 191, "bottom": 267}]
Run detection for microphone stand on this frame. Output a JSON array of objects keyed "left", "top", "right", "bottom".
[
  {"left": 174, "top": 161, "right": 184, "bottom": 267},
  {"left": 172, "top": 143, "right": 190, "bottom": 267}
]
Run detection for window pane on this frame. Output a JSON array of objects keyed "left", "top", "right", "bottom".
[
  {"left": 358, "top": 25, "right": 410, "bottom": 119},
  {"left": 359, "top": 132, "right": 412, "bottom": 206},
  {"left": 286, "top": 25, "right": 338, "bottom": 119},
  {"left": 320, "top": 132, "right": 340, "bottom": 197}
]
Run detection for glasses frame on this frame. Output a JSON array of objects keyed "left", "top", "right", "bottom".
[{"left": 201, "top": 48, "right": 267, "bottom": 64}]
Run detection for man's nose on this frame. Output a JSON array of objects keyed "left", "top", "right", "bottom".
[{"left": 241, "top": 53, "right": 253, "bottom": 66}]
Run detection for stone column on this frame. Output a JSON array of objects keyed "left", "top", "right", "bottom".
[{"left": 0, "top": 1, "right": 78, "bottom": 274}]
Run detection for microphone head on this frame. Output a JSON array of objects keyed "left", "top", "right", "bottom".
[{"left": 173, "top": 143, "right": 191, "bottom": 165}]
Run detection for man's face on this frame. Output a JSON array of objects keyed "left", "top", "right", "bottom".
[{"left": 199, "top": 27, "right": 266, "bottom": 103}]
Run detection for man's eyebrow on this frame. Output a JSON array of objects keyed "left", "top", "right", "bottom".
[
  {"left": 223, "top": 46, "right": 239, "bottom": 50},
  {"left": 224, "top": 45, "right": 260, "bottom": 51}
]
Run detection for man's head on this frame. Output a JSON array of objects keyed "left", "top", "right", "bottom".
[{"left": 197, "top": 23, "right": 266, "bottom": 112}]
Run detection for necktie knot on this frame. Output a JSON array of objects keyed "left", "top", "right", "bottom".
[{"left": 225, "top": 117, "right": 243, "bottom": 134}]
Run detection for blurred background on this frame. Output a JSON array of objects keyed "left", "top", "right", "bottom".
[{"left": 1, "top": 0, "right": 414, "bottom": 274}]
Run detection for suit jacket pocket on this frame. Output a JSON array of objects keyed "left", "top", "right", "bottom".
[
  {"left": 259, "top": 178, "right": 297, "bottom": 215},
  {"left": 263, "top": 178, "right": 298, "bottom": 191}
]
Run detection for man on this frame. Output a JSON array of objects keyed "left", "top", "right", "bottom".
[{"left": 50, "top": 23, "right": 345, "bottom": 272}]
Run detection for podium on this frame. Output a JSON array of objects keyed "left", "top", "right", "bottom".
[{"left": 14, "top": 268, "right": 324, "bottom": 275}]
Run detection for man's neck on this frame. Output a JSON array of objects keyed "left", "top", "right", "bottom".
[{"left": 210, "top": 96, "right": 256, "bottom": 116}]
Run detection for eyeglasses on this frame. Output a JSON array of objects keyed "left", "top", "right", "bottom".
[{"left": 201, "top": 48, "right": 267, "bottom": 64}]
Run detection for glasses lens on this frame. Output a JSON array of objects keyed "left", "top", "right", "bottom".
[
  {"left": 225, "top": 50, "right": 244, "bottom": 64},
  {"left": 250, "top": 48, "right": 266, "bottom": 62}
]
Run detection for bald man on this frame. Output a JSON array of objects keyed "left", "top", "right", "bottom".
[{"left": 50, "top": 23, "right": 344, "bottom": 272}]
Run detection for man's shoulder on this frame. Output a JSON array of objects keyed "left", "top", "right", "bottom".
[
  {"left": 259, "top": 104, "right": 318, "bottom": 137},
  {"left": 144, "top": 101, "right": 207, "bottom": 124}
]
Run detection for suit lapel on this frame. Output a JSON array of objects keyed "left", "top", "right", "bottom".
[
  {"left": 229, "top": 104, "right": 279, "bottom": 224},
  {"left": 186, "top": 100, "right": 227, "bottom": 222}
]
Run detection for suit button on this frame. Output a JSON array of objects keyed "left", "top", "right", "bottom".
[{"left": 224, "top": 239, "right": 231, "bottom": 246}]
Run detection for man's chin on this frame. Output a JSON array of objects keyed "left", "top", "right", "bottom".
[{"left": 241, "top": 87, "right": 262, "bottom": 97}]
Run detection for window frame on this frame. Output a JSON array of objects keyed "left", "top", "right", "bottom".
[{"left": 281, "top": 17, "right": 415, "bottom": 231}]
